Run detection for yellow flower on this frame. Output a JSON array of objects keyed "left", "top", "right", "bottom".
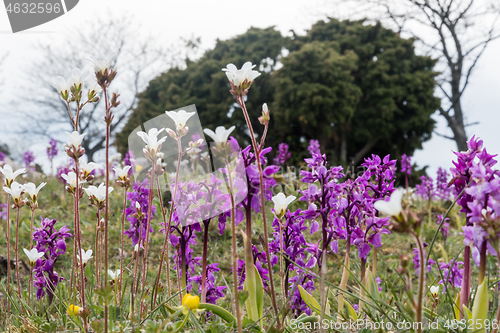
[
  {"left": 182, "top": 294, "right": 200, "bottom": 314},
  {"left": 136, "top": 165, "right": 143, "bottom": 172},
  {"left": 67, "top": 304, "right": 82, "bottom": 316}
]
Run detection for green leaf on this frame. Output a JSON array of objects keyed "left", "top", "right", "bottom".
[
  {"left": 344, "top": 300, "right": 358, "bottom": 321},
  {"left": 453, "top": 293, "right": 461, "bottom": 321},
  {"left": 242, "top": 230, "right": 260, "bottom": 324},
  {"left": 298, "top": 285, "right": 321, "bottom": 315},
  {"left": 365, "top": 269, "right": 380, "bottom": 302},
  {"left": 254, "top": 266, "right": 264, "bottom": 319},
  {"left": 471, "top": 280, "right": 488, "bottom": 333},
  {"left": 462, "top": 305, "right": 472, "bottom": 320},
  {"left": 199, "top": 303, "right": 236, "bottom": 323}
]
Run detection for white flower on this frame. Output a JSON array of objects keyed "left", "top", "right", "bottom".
[
  {"left": 108, "top": 269, "right": 121, "bottom": 282},
  {"left": 61, "top": 172, "right": 86, "bottom": 189},
  {"left": 76, "top": 249, "right": 93, "bottom": 267},
  {"left": 91, "top": 56, "right": 114, "bottom": 74},
  {"left": 52, "top": 76, "right": 70, "bottom": 94},
  {"left": 272, "top": 192, "right": 297, "bottom": 219},
  {"left": 3, "top": 182, "right": 25, "bottom": 200},
  {"left": 430, "top": 285, "right": 439, "bottom": 298},
  {"left": 84, "top": 183, "right": 113, "bottom": 203},
  {"left": 165, "top": 110, "right": 196, "bottom": 131},
  {"left": 137, "top": 128, "right": 167, "bottom": 158},
  {"left": 373, "top": 189, "right": 403, "bottom": 217},
  {"left": 134, "top": 244, "right": 139, "bottom": 252},
  {"left": 203, "top": 126, "right": 236, "bottom": 144},
  {"left": 23, "top": 248, "right": 45, "bottom": 267},
  {"left": 263, "top": 103, "right": 268, "bottom": 113},
  {"left": 66, "top": 131, "right": 86, "bottom": 149},
  {"left": 135, "top": 201, "right": 141, "bottom": 210},
  {"left": 113, "top": 166, "right": 131, "bottom": 180},
  {"left": 24, "top": 182, "right": 47, "bottom": 203},
  {"left": 87, "top": 80, "right": 101, "bottom": 93},
  {"left": 71, "top": 67, "right": 89, "bottom": 87},
  {"left": 0, "top": 165, "right": 26, "bottom": 186},
  {"left": 80, "top": 161, "right": 100, "bottom": 175},
  {"left": 222, "top": 62, "right": 261, "bottom": 87}
]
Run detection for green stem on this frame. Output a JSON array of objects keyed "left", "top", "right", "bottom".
[
  {"left": 337, "top": 236, "right": 351, "bottom": 322},
  {"left": 412, "top": 231, "right": 425, "bottom": 333}
]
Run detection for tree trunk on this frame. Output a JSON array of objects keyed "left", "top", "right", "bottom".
[{"left": 352, "top": 136, "right": 380, "bottom": 165}]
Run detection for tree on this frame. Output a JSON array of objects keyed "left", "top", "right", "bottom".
[
  {"left": 117, "top": 27, "right": 288, "bottom": 153},
  {"left": 326, "top": 0, "right": 500, "bottom": 151},
  {"left": 273, "top": 19, "right": 440, "bottom": 165},
  {"left": 19, "top": 15, "right": 180, "bottom": 162},
  {"left": 118, "top": 21, "right": 439, "bottom": 166}
]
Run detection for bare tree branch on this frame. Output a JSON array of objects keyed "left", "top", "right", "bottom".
[
  {"left": 16, "top": 14, "right": 189, "bottom": 162},
  {"left": 325, "top": 0, "right": 500, "bottom": 151}
]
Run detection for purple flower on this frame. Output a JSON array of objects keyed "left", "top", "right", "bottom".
[
  {"left": 32, "top": 217, "right": 72, "bottom": 302},
  {"left": 23, "top": 150, "right": 36, "bottom": 172},
  {"left": 57, "top": 160, "right": 74, "bottom": 182},
  {"left": 124, "top": 150, "right": 135, "bottom": 177},
  {"left": 401, "top": 154, "right": 412, "bottom": 175},
  {"left": 0, "top": 150, "right": 5, "bottom": 163},
  {"left": 413, "top": 243, "right": 435, "bottom": 273},
  {"left": 274, "top": 143, "right": 291, "bottom": 166},
  {"left": 236, "top": 245, "right": 270, "bottom": 290},
  {"left": 124, "top": 179, "right": 156, "bottom": 246},
  {"left": 435, "top": 167, "right": 452, "bottom": 201},
  {"left": 47, "top": 138, "right": 58, "bottom": 161},
  {"left": 415, "top": 176, "right": 435, "bottom": 200},
  {"left": 0, "top": 200, "right": 7, "bottom": 221},
  {"left": 436, "top": 214, "right": 450, "bottom": 241},
  {"left": 307, "top": 139, "right": 320, "bottom": 155},
  {"left": 438, "top": 258, "right": 463, "bottom": 291},
  {"left": 228, "top": 137, "right": 278, "bottom": 217},
  {"left": 190, "top": 263, "right": 226, "bottom": 305}
]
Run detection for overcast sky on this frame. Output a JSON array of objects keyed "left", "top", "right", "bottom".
[{"left": 0, "top": 0, "right": 499, "bottom": 177}]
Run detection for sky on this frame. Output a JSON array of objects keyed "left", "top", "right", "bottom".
[{"left": 0, "top": 0, "right": 499, "bottom": 176}]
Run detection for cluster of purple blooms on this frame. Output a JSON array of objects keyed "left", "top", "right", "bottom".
[
  {"left": 0, "top": 150, "right": 5, "bottom": 164},
  {"left": 307, "top": 139, "right": 320, "bottom": 155},
  {"left": 0, "top": 199, "right": 7, "bottom": 221},
  {"left": 400, "top": 154, "right": 412, "bottom": 175},
  {"left": 450, "top": 136, "right": 499, "bottom": 266},
  {"left": 56, "top": 159, "right": 75, "bottom": 182},
  {"left": 191, "top": 263, "right": 226, "bottom": 304},
  {"left": 124, "top": 178, "right": 156, "bottom": 246},
  {"left": 124, "top": 150, "right": 135, "bottom": 177},
  {"left": 274, "top": 143, "right": 291, "bottom": 166},
  {"left": 415, "top": 168, "right": 453, "bottom": 201},
  {"left": 23, "top": 150, "right": 36, "bottom": 172},
  {"left": 269, "top": 209, "right": 318, "bottom": 314},
  {"left": 412, "top": 243, "right": 435, "bottom": 273},
  {"left": 438, "top": 258, "right": 464, "bottom": 292},
  {"left": 236, "top": 245, "right": 270, "bottom": 289},
  {"left": 47, "top": 138, "right": 58, "bottom": 161},
  {"left": 32, "top": 217, "right": 72, "bottom": 302}
]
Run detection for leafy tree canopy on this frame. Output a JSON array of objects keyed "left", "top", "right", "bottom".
[{"left": 118, "top": 19, "right": 440, "bottom": 168}]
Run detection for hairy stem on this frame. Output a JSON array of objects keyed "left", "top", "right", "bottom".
[
  {"left": 140, "top": 169, "right": 155, "bottom": 315},
  {"left": 119, "top": 187, "right": 128, "bottom": 303},
  {"left": 225, "top": 159, "right": 242, "bottom": 333},
  {"left": 237, "top": 95, "right": 280, "bottom": 324},
  {"left": 153, "top": 137, "right": 182, "bottom": 307},
  {"left": 201, "top": 221, "right": 210, "bottom": 303},
  {"left": 104, "top": 88, "right": 110, "bottom": 333},
  {"left": 412, "top": 231, "right": 425, "bottom": 333},
  {"left": 15, "top": 207, "right": 21, "bottom": 298}
]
